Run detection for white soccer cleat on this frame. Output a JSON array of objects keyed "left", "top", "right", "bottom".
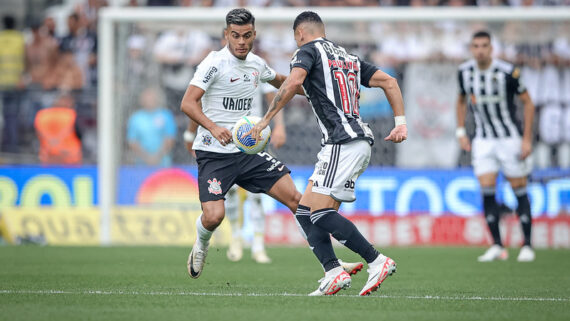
[
  {"left": 517, "top": 246, "right": 535, "bottom": 262},
  {"left": 309, "top": 270, "right": 352, "bottom": 296},
  {"left": 187, "top": 244, "right": 208, "bottom": 279},
  {"left": 252, "top": 250, "right": 272, "bottom": 264},
  {"left": 226, "top": 238, "right": 243, "bottom": 262},
  {"left": 359, "top": 256, "right": 397, "bottom": 296},
  {"left": 338, "top": 259, "right": 364, "bottom": 276},
  {"left": 477, "top": 245, "right": 508, "bottom": 262}
]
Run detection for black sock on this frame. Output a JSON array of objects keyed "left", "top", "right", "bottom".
[
  {"left": 311, "top": 208, "right": 379, "bottom": 264},
  {"left": 514, "top": 187, "right": 532, "bottom": 247},
  {"left": 482, "top": 187, "right": 502, "bottom": 246},
  {"left": 295, "top": 204, "right": 339, "bottom": 272},
  {"left": 294, "top": 204, "right": 312, "bottom": 240}
]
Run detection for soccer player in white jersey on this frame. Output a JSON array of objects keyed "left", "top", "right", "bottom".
[
  {"left": 181, "top": 8, "right": 363, "bottom": 280},
  {"left": 456, "top": 31, "right": 536, "bottom": 262},
  {"left": 248, "top": 11, "right": 407, "bottom": 296}
]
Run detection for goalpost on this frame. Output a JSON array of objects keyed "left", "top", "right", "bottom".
[{"left": 97, "top": 6, "right": 570, "bottom": 245}]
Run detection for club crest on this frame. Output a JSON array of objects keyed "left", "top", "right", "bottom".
[{"left": 207, "top": 178, "right": 222, "bottom": 195}]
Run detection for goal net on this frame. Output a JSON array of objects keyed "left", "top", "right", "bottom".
[{"left": 98, "top": 7, "right": 569, "bottom": 244}]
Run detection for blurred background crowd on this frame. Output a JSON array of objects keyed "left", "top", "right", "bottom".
[{"left": 0, "top": 0, "right": 569, "bottom": 169}]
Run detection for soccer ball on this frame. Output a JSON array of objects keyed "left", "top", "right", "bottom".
[{"left": 232, "top": 116, "right": 271, "bottom": 154}]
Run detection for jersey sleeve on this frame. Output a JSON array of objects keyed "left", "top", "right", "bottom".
[
  {"left": 457, "top": 69, "right": 466, "bottom": 95},
  {"left": 290, "top": 46, "right": 316, "bottom": 73},
  {"left": 508, "top": 66, "right": 527, "bottom": 95},
  {"left": 259, "top": 60, "right": 276, "bottom": 83},
  {"left": 359, "top": 60, "right": 379, "bottom": 88},
  {"left": 189, "top": 52, "right": 218, "bottom": 91}
]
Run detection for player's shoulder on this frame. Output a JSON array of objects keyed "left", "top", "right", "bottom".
[
  {"left": 493, "top": 59, "right": 516, "bottom": 74},
  {"left": 458, "top": 59, "right": 476, "bottom": 72},
  {"left": 246, "top": 51, "right": 268, "bottom": 66}
]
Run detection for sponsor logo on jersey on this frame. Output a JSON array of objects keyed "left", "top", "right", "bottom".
[
  {"left": 243, "top": 74, "right": 251, "bottom": 82},
  {"left": 223, "top": 97, "right": 253, "bottom": 111},
  {"left": 291, "top": 55, "right": 301, "bottom": 65},
  {"left": 322, "top": 42, "right": 351, "bottom": 60},
  {"left": 202, "top": 66, "right": 218, "bottom": 84},
  {"left": 207, "top": 178, "right": 222, "bottom": 195},
  {"left": 230, "top": 77, "right": 240, "bottom": 82},
  {"left": 328, "top": 59, "right": 359, "bottom": 71},
  {"left": 202, "top": 134, "right": 212, "bottom": 146}
]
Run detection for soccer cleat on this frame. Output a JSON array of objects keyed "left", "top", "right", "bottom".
[
  {"left": 359, "top": 256, "right": 397, "bottom": 296},
  {"left": 252, "top": 250, "right": 272, "bottom": 264},
  {"left": 477, "top": 245, "right": 508, "bottom": 262},
  {"left": 517, "top": 245, "right": 535, "bottom": 262},
  {"left": 339, "top": 259, "right": 364, "bottom": 276},
  {"left": 309, "top": 269, "right": 351, "bottom": 296},
  {"left": 187, "top": 244, "right": 208, "bottom": 279},
  {"left": 226, "top": 238, "right": 243, "bottom": 262}
]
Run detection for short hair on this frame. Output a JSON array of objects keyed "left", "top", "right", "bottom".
[
  {"left": 293, "top": 11, "right": 323, "bottom": 31},
  {"left": 3, "top": 15, "right": 16, "bottom": 29},
  {"left": 472, "top": 30, "right": 491, "bottom": 41},
  {"left": 226, "top": 8, "right": 255, "bottom": 27}
]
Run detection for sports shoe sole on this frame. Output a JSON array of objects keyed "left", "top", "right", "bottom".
[
  {"left": 187, "top": 249, "right": 201, "bottom": 279},
  {"left": 360, "top": 258, "right": 397, "bottom": 296},
  {"left": 346, "top": 262, "right": 364, "bottom": 276}
]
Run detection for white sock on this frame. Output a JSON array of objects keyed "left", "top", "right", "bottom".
[
  {"left": 370, "top": 253, "right": 387, "bottom": 268},
  {"left": 251, "top": 233, "right": 265, "bottom": 253},
  {"left": 195, "top": 214, "right": 213, "bottom": 250},
  {"left": 325, "top": 266, "right": 344, "bottom": 278}
]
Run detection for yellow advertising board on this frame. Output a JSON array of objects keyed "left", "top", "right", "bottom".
[{"left": 0, "top": 208, "right": 231, "bottom": 246}]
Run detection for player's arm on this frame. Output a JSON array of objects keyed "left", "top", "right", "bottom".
[
  {"left": 268, "top": 73, "right": 305, "bottom": 95},
  {"left": 247, "top": 67, "right": 307, "bottom": 141},
  {"left": 456, "top": 93, "right": 471, "bottom": 152},
  {"left": 180, "top": 85, "right": 232, "bottom": 146},
  {"left": 518, "top": 91, "right": 535, "bottom": 160},
  {"left": 267, "top": 91, "right": 287, "bottom": 149},
  {"left": 367, "top": 69, "right": 407, "bottom": 143}
]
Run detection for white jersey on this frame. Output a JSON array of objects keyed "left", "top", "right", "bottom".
[{"left": 189, "top": 46, "right": 276, "bottom": 153}]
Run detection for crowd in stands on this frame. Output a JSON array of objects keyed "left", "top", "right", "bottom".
[{"left": 0, "top": 0, "right": 568, "bottom": 168}]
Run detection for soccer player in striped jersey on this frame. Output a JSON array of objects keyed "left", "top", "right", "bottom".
[
  {"left": 248, "top": 11, "right": 407, "bottom": 296},
  {"left": 456, "top": 31, "right": 536, "bottom": 262}
]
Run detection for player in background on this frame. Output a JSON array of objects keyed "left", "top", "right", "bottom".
[
  {"left": 247, "top": 11, "right": 407, "bottom": 296},
  {"left": 181, "top": 8, "right": 362, "bottom": 280},
  {"left": 456, "top": 31, "right": 536, "bottom": 262}
]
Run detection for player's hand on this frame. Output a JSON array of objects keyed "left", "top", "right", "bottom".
[
  {"left": 458, "top": 136, "right": 471, "bottom": 152},
  {"left": 270, "top": 123, "right": 286, "bottom": 149},
  {"left": 211, "top": 126, "right": 233, "bottom": 146},
  {"left": 384, "top": 124, "right": 407, "bottom": 143},
  {"left": 520, "top": 138, "right": 532, "bottom": 160},
  {"left": 244, "top": 118, "right": 270, "bottom": 143}
]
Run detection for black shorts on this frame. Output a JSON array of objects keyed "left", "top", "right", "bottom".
[{"left": 196, "top": 150, "right": 291, "bottom": 202}]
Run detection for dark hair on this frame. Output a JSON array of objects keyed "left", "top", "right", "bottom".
[
  {"left": 226, "top": 8, "right": 254, "bottom": 27},
  {"left": 3, "top": 15, "right": 16, "bottom": 29},
  {"left": 472, "top": 30, "right": 491, "bottom": 41},
  {"left": 293, "top": 11, "right": 323, "bottom": 31}
]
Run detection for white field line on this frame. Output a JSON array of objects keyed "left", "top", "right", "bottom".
[{"left": 0, "top": 290, "right": 568, "bottom": 302}]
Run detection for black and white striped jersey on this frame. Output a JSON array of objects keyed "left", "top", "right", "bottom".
[
  {"left": 458, "top": 59, "right": 527, "bottom": 139},
  {"left": 290, "top": 38, "right": 378, "bottom": 145}
]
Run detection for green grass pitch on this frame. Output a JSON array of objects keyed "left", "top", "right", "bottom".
[{"left": 0, "top": 246, "right": 568, "bottom": 321}]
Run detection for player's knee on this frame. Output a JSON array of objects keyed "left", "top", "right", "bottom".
[{"left": 202, "top": 208, "right": 225, "bottom": 228}]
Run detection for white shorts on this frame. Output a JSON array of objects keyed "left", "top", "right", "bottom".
[
  {"left": 309, "top": 140, "right": 371, "bottom": 202},
  {"left": 472, "top": 136, "right": 532, "bottom": 178}
]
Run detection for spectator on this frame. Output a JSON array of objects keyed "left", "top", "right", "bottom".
[
  {"left": 127, "top": 87, "right": 176, "bottom": 167},
  {"left": 34, "top": 93, "right": 82, "bottom": 165},
  {"left": 0, "top": 15, "right": 25, "bottom": 153},
  {"left": 42, "top": 46, "right": 84, "bottom": 92},
  {"left": 59, "top": 12, "right": 97, "bottom": 89}
]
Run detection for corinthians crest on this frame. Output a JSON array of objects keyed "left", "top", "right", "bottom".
[{"left": 207, "top": 178, "right": 222, "bottom": 195}]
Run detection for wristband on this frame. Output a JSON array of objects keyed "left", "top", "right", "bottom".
[
  {"left": 394, "top": 116, "right": 406, "bottom": 126},
  {"left": 183, "top": 130, "right": 196, "bottom": 143},
  {"left": 456, "top": 127, "right": 467, "bottom": 138}
]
